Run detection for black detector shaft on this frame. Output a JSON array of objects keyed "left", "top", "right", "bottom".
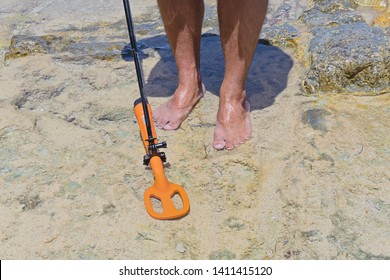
[
  {"left": 123, "top": 0, "right": 167, "bottom": 164},
  {"left": 123, "top": 0, "right": 154, "bottom": 144}
]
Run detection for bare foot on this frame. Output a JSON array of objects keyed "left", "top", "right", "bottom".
[
  {"left": 153, "top": 82, "right": 205, "bottom": 130},
  {"left": 213, "top": 91, "right": 251, "bottom": 150}
]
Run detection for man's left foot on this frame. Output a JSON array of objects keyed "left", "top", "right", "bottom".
[{"left": 213, "top": 91, "right": 251, "bottom": 150}]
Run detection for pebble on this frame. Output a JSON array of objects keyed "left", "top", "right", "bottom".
[{"left": 176, "top": 243, "right": 186, "bottom": 253}]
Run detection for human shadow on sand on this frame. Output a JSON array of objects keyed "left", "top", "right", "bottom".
[{"left": 123, "top": 34, "right": 293, "bottom": 111}]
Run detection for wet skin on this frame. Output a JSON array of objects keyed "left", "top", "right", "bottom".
[{"left": 156, "top": 0, "right": 268, "bottom": 150}]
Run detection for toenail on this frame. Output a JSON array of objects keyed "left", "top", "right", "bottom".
[{"left": 213, "top": 144, "right": 225, "bottom": 150}]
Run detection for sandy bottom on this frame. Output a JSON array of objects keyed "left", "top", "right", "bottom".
[{"left": 0, "top": 0, "right": 389, "bottom": 259}]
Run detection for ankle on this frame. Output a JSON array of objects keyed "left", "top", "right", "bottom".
[
  {"left": 177, "top": 71, "right": 203, "bottom": 97},
  {"left": 219, "top": 82, "right": 246, "bottom": 104}
]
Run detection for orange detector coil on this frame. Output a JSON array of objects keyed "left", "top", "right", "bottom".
[{"left": 134, "top": 100, "right": 190, "bottom": 220}]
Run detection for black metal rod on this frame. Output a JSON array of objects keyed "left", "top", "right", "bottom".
[{"left": 123, "top": 0, "right": 154, "bottom": 142}]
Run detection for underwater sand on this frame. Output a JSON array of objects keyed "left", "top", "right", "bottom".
[{"left": 0, "top": 0, "right": 389, "bottom": 259}]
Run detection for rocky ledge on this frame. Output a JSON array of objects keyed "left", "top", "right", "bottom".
[{"left": 300, "top": 0, "right": 389, "bottom": 95}]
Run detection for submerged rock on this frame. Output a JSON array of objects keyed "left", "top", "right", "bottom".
[
  {"left": 5, "top": 34, "right": 127, "bottom": 61},
  {"left": 300, "top": 0, "right": 390, "bottom": 94},
  {"left": 304, "top": 23, "right": 390, "bottom": 94},
  {"left": 302, "top": 109, "right": 331, "bottom": 132},
  {"left": 261, "top": 23, "right": 299, "bottom": 48},
  {"left": 63, "top": 41, "right": 125, "bottom": 61},
  {"left": 5, "top": 35, "right": 73, "bottom": 60},
  {"left": 17, "top": 194, "right": 42, "bottom": 211},
  {"left": 299, "top": 0, "right": 364, "bottom": 31},
  {"left": 268, "top": 0, "right": 300, "bottom": 25}
]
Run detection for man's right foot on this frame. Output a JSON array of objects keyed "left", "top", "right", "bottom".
[{"left": 153, "top": 79, "right": 205, "bottom": 131}]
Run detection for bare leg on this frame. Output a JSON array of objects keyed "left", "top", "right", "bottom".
[
  {"left": 154, "top": 0, "right": 205, "bottom": 130},
  {"left": 213, "top": 0, "right": 268, "bottom": 150}
]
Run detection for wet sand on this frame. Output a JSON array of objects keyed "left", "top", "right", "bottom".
[{"left": 0, "top": 0, "right": 389, "bottom": 259}]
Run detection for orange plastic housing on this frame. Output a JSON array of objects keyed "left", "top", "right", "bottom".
[{"left": 134, "top": 101, "right": 190, "bottom": 220}]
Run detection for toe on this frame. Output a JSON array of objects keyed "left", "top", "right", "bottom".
[
  {"left": 239, "top": 132, "right": 250, "bottom": 143},
  {"left": 213, "top": 133, "right": 226, "bottom": 150},
  {"left": 163, "top": 121, "right": 180, "bottom": 130},
  {"left": 215, "top": 145, "right": 226, "bottom": 150},
  {"left": 213, "top": 122, "right": 226, "bottom": 150},
  {"left": 213, "top": 142, "right": 226, "bottom": 150},
  {"left": 225, "top": 138, "right": 234, "bottom": 150},
  {"left": 157, "top": 117, "right": 169, "bottom": 129},
  {"left": 213, "top": 137, "right": 226, "bottom": 150}
]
